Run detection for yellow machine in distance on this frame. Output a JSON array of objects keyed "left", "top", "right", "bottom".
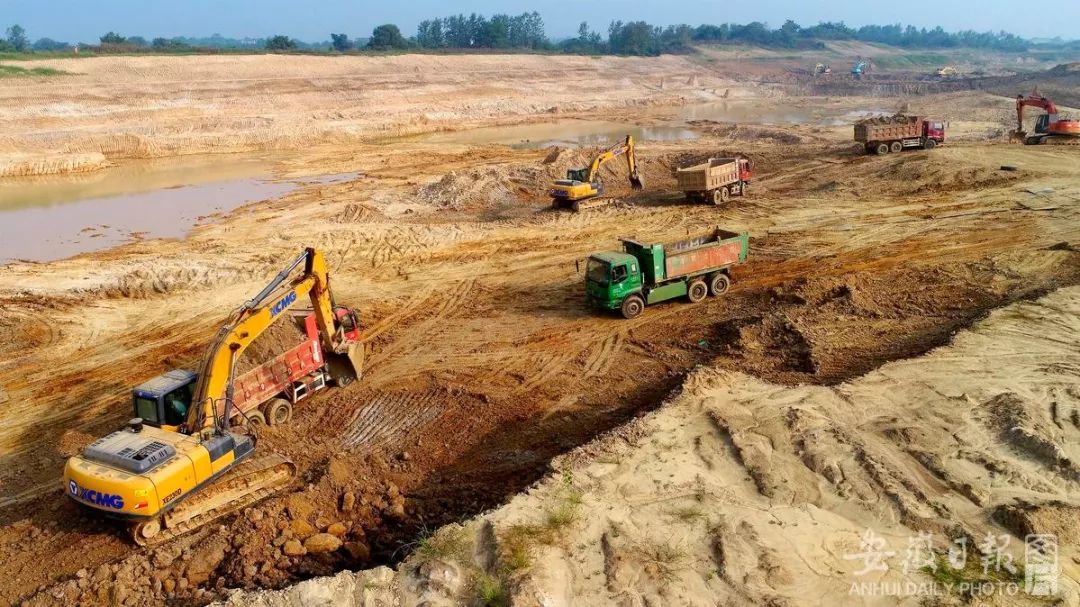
[
  {"left": 549, "top": 135, "right": 644, "bottom": 211},
  {"left": 64, "top": 248, "right": 363, "bottom": 545}
]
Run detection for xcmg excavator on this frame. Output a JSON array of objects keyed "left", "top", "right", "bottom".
[
  {"left": 549, "top": 135, "right": 644, "bottom": 211},
  {"left": 1015, "top": 91, "right": 1080, "bottom": 145},
  {"left": 64, "top": 248, "right": 363, "bottom": 546}
]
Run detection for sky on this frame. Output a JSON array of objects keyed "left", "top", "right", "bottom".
[{"left": 2, "top": 0, "right": 1075, "bottom": 43}]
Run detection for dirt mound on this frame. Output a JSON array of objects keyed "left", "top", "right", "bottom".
[
  {"left": 235, "top": 315, "right": 308, "bottom": 375},
  {"left": 854, "top": 112, "right": 917, "bottom": 126},
  {"left": 415, "top": 169, "right": 523, "bottom": 211},
  {"left": 687, "top": 120, "right": 805, "bottom": 144},
  {"left": 873, "top": 155, "right": 1026, "bottom": 195}
]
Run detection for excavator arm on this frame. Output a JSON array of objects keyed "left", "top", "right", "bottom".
[
  {"left": 1016, "top": 93, "right": 1058, "bottom": 131},
  {"left": 187, "top": 248, "right": 361, "bottom": 435},
  {"left": 584, "top": 135, "right": 644, "bottom": 190}
]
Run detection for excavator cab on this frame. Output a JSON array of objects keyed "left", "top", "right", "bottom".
[
  {"left": 133, "top": 370, "right": 198, "bottom": 431},
  {"left": 565, "top": 168, "right": 590, "bottom": 183}
]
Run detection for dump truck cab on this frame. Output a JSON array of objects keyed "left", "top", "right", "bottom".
[
  {"left": 133, "top": 369, "right": 198, "bottom": 432},
  {"left": 585, "top": 251, "right": 643, "bottom": 310}
]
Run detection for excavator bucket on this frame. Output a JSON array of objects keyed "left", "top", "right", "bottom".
[
  {"left": 326, "top": 341, "right": 364, "bottom": 387},
  {"left": 630, "top": 172, "right": 645, "bottom": 190}
]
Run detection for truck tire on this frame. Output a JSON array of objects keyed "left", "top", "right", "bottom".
[
  {"left": 246, "top": 410, "right": 266, "bottom": 426},
  {"left": 712, "top": 187, "right": 728, "bottom": 205},
  {"left": 709, "top": 273, "right": 731, "bottom": 296},
  {"left": 687, "top": 280, "right": 708, "bottom": 303},
  {"left": 924, "top": 138, "right": 936, "bottom": 150},
  {"left": 889, "top": 141, "right": 903, "bottom": 153},
  {"left": 265, "top": 398, "right": 293, "bottom": 427},
  {"left": 620, "top": 295, "right": 645, "bottom": 320},
  {"left": 875, "top": 143, "right": 889, "bottom": 155}
]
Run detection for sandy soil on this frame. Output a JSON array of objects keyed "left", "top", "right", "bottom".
[
  {"left": 214, "top": 286, "right": 1080, "bottom": 606},
  {"left": 0, "top": 52, "right": 1078, "bottom": 606},
  {"left": 0, "top": 53, "right": 728, "bottom": 177}
]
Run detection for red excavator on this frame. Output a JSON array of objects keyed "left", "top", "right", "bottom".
[{"left": 1015, "top": 90, "right": 1080, "bottom": 145}]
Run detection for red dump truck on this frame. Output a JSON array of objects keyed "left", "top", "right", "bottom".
[
  {"left": 132, "top": 307, "right": 361, "bottom": 429},
  {"left": 676, "top": 157, "right": 752, "bottom": 205},
  {"left": 855, "top": 115, "right": 946, "bottom": 155}
]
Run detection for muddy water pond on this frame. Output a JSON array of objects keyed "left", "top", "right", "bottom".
[
  {"left": 0, "top": 155, "right": 304, "bottom": 264},
  {"left": 406, "top": 119, "right": 699, "bottom": 149},
  {"left": 405, "top": 102, "right": 889, "bottom": 149}
]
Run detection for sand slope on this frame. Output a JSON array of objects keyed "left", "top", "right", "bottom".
[{"left": 217, "top": 286, "right": 1080, "bottom": 606}]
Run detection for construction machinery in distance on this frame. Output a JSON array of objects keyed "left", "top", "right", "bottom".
[
  {"left": 935, "top": 66, "right": 959, "bottom": 80},
  {"left": 550, "top": 134, "right": 644, "bottom": 211},
  {"left": 64, "top": 248, "right": 363, "bottom": 546},
  {"left": 855, "top": 114, "right": 946, "bottom": 155},
  {"left": 814, "top": 63, "right": 832, "bottom": 77},
  {"left": 677, "top": 157, "right": 752, "bottom": 205},
  {"left": 851, "top": 61, "right": 870, "bottom": 80},
  {"left": 1015, "top": 90, "right": 1080, "bottom": 145}
]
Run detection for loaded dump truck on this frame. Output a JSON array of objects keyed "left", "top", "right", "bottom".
[
  {"left": 132, "top": 307, "right": 360, "bottom": 430},
  {"left": 585, "top": 227, "right": 749, "bottom": 319},
  {"left": 676, "top": 157, "right": 751, "bottom": 205},
  {"left": 855, "top": 114, "right": 945, "bottom": 155}
]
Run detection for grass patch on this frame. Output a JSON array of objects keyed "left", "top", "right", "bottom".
[
  {"left": 473, "top": 572, "right": 509, "bottom": 607},
  {"left": 667, "top": 505, "right": 707, "bottom": 524},
  {"left": 409, "top": 524, "right": 472, "bottom": 564},
  {"left": 0, "top": 64, "right": 70, "bottom": 78},
  {"left": 631, "top": 539, "right": 690, "bottom": 584}
]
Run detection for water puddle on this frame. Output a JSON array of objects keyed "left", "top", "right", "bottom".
[
  {"left": 402, "top": 120, "right": 699, "bottom": 149},
  {"left": 677, "top": 101, "right": 889, "bottom": 126},
  {"left": 0, "top": 154, "right": 304, "bottom": 264}
]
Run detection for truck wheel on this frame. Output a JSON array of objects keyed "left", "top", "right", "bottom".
[
  {"left": 620, "top": 295, "right": 645, "bottom": 320},
  {"left": 246, "top": 410, "right": 266, "bottom": 426},
  {"left": 265, "top": 398, "right": 293, "bottom": 426},
  {"left": 889, "top": 141, "right": 903, "bottom": 153},
  {"left": 924, "top": 138, "right": 936, "bottom": 150},
  {"left": 875, "top": 143, "right": 889, "bottom": 155},
  {"left": 709, "top": 273, "right": 731, "bottom": 296},
  {"left": 688, "top": 281, "right": 708, "bottom": 303}
]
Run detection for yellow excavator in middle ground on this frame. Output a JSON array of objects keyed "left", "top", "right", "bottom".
[
  {"left": 63, "top": 247, "right": 363, "bottom": 546},
  {"left": 549, "top": 135, "right": 644, "bottom": 211}
]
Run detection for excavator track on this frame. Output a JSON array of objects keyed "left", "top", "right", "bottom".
[
  {"left": 554, "top": 197, "right": 623, "bottom": 212},
  {"left": 130, "top": 454, "right": 295, "bottom": 547}
]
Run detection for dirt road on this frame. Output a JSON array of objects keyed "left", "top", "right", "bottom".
[{"left": 0, "top": 54, "right": 1078, "bottom": 605}]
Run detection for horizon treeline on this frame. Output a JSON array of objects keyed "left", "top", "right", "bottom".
[{"left": 2, "top": 17, "right": 1075, "bottom": 56}]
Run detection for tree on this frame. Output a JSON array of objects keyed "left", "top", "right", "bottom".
[
  {"left": 127, "top": 36, "right": 148, "bottom": 47},
  {"left": 368, "top": 24, "right": 407, "bottom": 50},
  {"left": 6, "top": 24, "right": 27, "bottom": 52},
  {"left": 264, "top": 35, "right": 296, "bottom": 51},
  {"left": 100, "top": 31, "right": 126, "bottom": 44},
  {"left": 32, "top": 37, "right": 69, "bottom": 51},
  {"left": 330, "top": 33, "right": 353, "bottom": 52},
  {"left": 416, "top": 19, "right": 444, "bottom": 48}
]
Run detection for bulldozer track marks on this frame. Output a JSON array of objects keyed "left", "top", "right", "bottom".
[
  {"left": 584, "top": 332, "right": 626, "bottom": 378},
  {"left": 341, "top": 390, "right": 444, "bottom": 450}
]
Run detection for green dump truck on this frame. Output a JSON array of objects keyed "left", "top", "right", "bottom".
[{"left": 584, "top": 227, "right": 749, "bottom": 319}]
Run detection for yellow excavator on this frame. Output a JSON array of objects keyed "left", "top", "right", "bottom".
[
  {"left": 63, "top": 248, "right": 363, "bottom": 545},
  {"left": 549, "top": 135, "right": 644, "bottom": 211}
]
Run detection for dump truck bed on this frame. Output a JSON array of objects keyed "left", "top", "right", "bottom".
[
  {"left": 232, "top": 314, "right": 321, "bottom": 415},
  {"left": 676, "top": 158, "right": 741, "bottom": 192},
  {"left": 854, "top": 115, "right": 923, "bottom": 143},
  {"left": 663, "top": 228, "right": 747, "bottom": 280},
  {"left": 622, "top": 227, "right": 748, "bottom": 285}
]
